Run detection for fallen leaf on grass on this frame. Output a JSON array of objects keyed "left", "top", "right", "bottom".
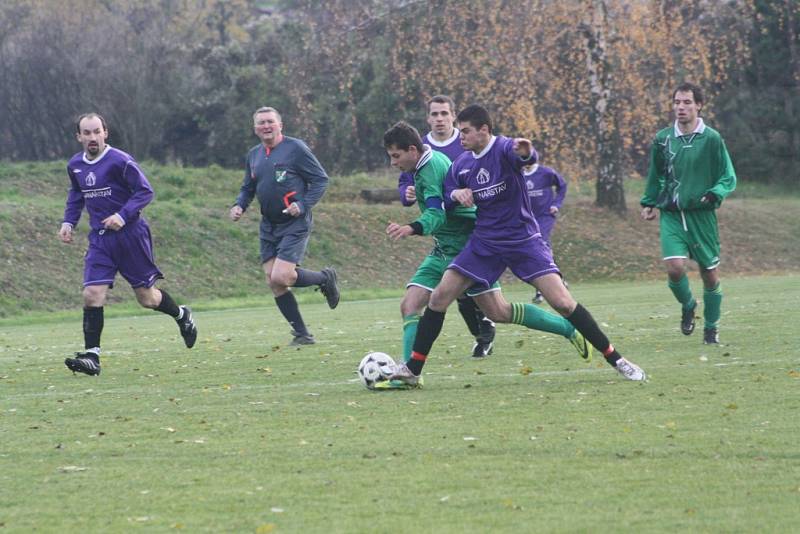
[
  {"left": 256, "top": 524, "right": 276, "bottom": 533},
  {"left": 519, "top": 366, "right": 533, "bottom": 376},
  {"left": 788, "top": 370, "right": 800, "bottom": 378},
  {"left": 58, "top": 466, "right": 87, "bottom": 473}
]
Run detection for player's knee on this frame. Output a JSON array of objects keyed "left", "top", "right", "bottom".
[
  {"left": 135, "top": 289, "right": 159, "bottom": 308},
  {"left": 666, "top": 265, "right": 685, "bottom": 280},
  {"left": 427, "top": 291, "right": 452, "bottom": 312},
  {"left": 268, "top": 274, "right": 291, "bottom": 292},
  {"left": 82, "top": 286, "right": 106, "bottom": 307},
  {"left": 482, "top": 306, "right": 508, "bottom": 323},
  {"left": 546, "top": 294, "right": 575, "bottom": 316},
  {"left": 400, "top": 299, "right": 421, "bottom": 317}
]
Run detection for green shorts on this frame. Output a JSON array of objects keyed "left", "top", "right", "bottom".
[
  {"left": 408, "top": 252, "right": 500, "bottom": 297},
  {"left": 659, "top": 210, "right": 720, "bottom": 269}
]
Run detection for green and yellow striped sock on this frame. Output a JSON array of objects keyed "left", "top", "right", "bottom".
[{"left": 510, "top": 302, "right": 574, "bottom": 338}]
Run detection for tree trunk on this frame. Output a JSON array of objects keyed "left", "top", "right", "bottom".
[
  {"left": 784, "top": 0, "right": 800, "bottom": 171},
  {"left": 583, "top": 0, "right": 626, "bottom": 212}
]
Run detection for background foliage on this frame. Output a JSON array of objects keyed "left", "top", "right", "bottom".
[{"left": 1, "top": 0, "right": 797, "bottom": 202}]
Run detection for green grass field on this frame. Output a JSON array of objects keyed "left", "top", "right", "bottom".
[{"left": 1, "top": 275, "right": 799, "bottom": 532}]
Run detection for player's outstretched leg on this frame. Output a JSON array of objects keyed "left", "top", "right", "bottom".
[
  {"left": 565, "top": 303, "right": 646, "bottom": 381},
  {"left": 509, "top": 302, "right": 593, "bottom": 362}
]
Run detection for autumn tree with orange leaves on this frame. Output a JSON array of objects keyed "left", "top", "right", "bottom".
[{"left": 379, "top": 0, "right": 748, "bottom": 211}]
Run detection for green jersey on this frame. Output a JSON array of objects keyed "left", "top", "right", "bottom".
[
  {"left": 641, "top": 119, "right": 736, "bottom": 211},
  {"left": 412, "top": 148, "right": 476, "bottom": 257}
]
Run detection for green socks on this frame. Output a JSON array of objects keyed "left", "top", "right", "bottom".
[
  {"left": 668, "top": 275, "right": 695, "bottom": 310},
  {"left": 703, "top": 283, "right": 722, "bottom": 329},
  {"left": 510, "top": 302, "right": 574, "bottom": 338},
  {"left": 402, "top": 313, "right": 420, "bottom": 363}
]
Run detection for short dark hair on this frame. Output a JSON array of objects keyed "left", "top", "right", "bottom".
[
  {"left": 75, "top": 113, "right": 107, "bottom": 133},
  {"left": 427, "top": 95, "right": 456, "bottom": 115},
  {"left": 383, "top": 121, "right": 423, "bottom": 152},
  {"left": 672, "top": 82, "right": 704, "bottom": 106},
  {"left": 457, "top": 104, "right": 492, "bottom": 133}
]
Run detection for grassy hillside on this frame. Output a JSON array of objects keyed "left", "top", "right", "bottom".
[{"left": 1, "top": 161, "right": 799, "bottom": 317}]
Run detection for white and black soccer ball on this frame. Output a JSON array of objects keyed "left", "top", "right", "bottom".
[{"left": 357, "top": 352, "right": 396, "bottom": 389}]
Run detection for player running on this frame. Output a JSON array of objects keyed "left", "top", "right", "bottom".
[{"left": 59, "top": 113, "right": 197, "bottom": 376}]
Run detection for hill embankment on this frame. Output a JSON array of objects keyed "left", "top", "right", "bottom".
[{"left": 1, "top": 161, "right": 798, "bottom": 317}]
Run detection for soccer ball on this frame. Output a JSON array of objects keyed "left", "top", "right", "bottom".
[{"left": 357, "top": 352, "right": 396, "bottom": 389}]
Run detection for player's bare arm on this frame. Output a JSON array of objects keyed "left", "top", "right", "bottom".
[{"left": 386, "top": 221, "right": 414, "bottom": 240}]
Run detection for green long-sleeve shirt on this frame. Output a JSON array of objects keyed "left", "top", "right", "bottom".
[
  {"left": 412, "top": 148, "right": 476, "bottom": 257},
  {"left": 641, "top": 119, "right": 736, "bottom": 211}
]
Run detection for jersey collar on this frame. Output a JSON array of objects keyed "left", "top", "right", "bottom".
[
  {"left": 472, "top": 135, "right": 496, "bottom": 159},
  {"left": 425, "top": 128, "right": 459, "bottom": 148},
  {"left": 673, "top": 117, "right": 705, "bottom": 137},
  {"left": 82, "top": 145, "right": 112, "bottom": 165},
  {"left": 415, "top": 145, "right": 433, "bottom": 171}
]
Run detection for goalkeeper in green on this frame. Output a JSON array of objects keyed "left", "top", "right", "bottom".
[{"left": 641, "top": 82, "right": 737, "bottom": 345}]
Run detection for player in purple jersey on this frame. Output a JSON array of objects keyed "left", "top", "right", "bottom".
[
  {"left": 230, "top": 107, "right": 339, "bottom": 346},
  {"left": 397, "top": 95, "right": 496, "bottom": 358},
  {"left": 59, "top": 113, "right": 197, "bottom": 376},
  {"left": 522, "top": 162, "right": 568, "bottom": 303},
  {"left": 389, "top": 104, "right": 646, "bottom": 385}
]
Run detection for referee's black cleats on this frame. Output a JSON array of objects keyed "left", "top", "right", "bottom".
[
  {"left": 65, "top": 352, "right": 101, "bottom": 376},
  {"left": 681, "top": 300, "right": 697, "bottom": 336},
  {"left": 178, "top": 305, "right": 198, "bottom": 348},
  {"left": 290, "top": 330, "right": 316, "bottom": 346},
  {"left": 319, "top": 267, "right": 340, "bottom": 309}
]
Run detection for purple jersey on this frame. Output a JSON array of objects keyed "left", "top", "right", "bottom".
[
  {"left": 63, "top": 146, "right": 154, "bottom": 232},
  {"left": 445, "top": 135, "right": 539, "bottom": 244},
  {"left": 398, "top": 129, "right": 464, "bottom": 206},
  {"left": 523, "top": 164, "right": 567, "bottom": 217}
]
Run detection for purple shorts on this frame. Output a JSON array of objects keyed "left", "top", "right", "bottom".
[
  {"left": 449, "top": 235, "right": 560, "bottom": 290},
  {"left": 83, "top": 221, "right": 163, "bottom": 289}
]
